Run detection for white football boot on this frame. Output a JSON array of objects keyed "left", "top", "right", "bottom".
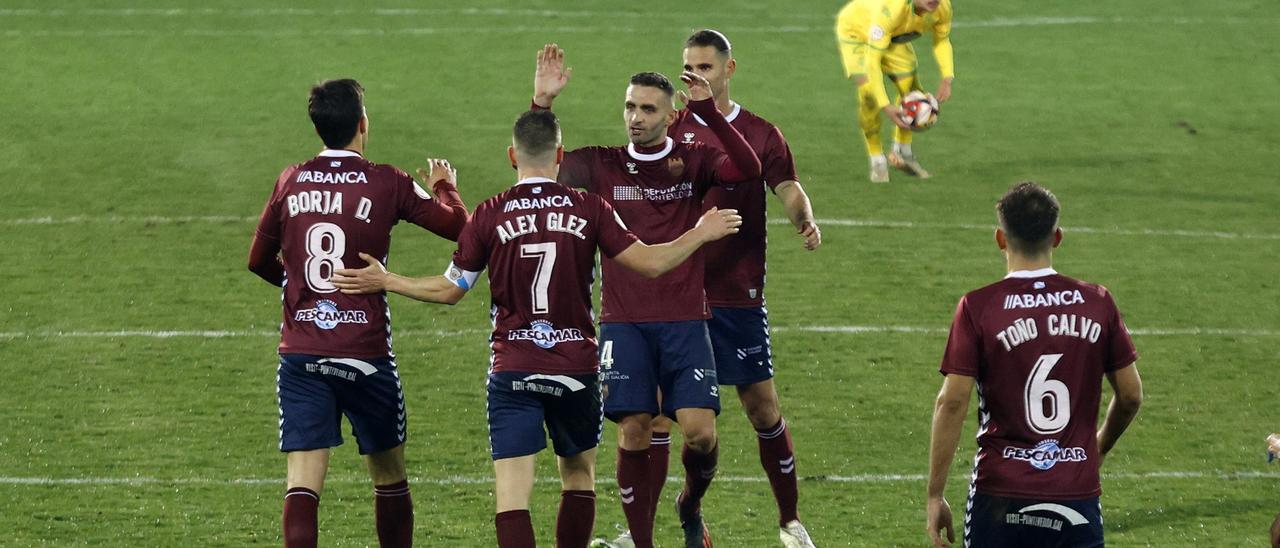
[
  {"left": 589, "top": 527, "right": 635, "bottom": 548},
  {"left": 869, "top": 155, "right": 890, "bottom": 183},
  {"left": 779, "top": 520, "right": 817, "bottom": 548},
  {"left": 888, "top": 151, "right": 931, "bottom": 179}
]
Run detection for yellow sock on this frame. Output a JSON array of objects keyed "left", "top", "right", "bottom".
[{"left": 890, "top": 74, "right": 918, "bottom": 146}]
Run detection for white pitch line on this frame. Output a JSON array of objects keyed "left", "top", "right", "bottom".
[
  {"left": 3, "top": 471, "right": 1277, "bottom": 487},
  {"left": 3, "top": 326, "right": 1276, "bottom": 339}
]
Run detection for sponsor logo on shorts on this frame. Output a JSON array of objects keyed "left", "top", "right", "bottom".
[
  {"left": 294, "top": 299, "right": 369, "bottom": 330},
  {"left": 1002, "top": 439, "right": 1087, "bottom": 471},
  {"left": 735, "top": 345, "right": 764, "bottom": 360},
  {"left": 1004, "top": 503, "right": 1091, "bottom": 530},
  {"left": 508, "top": 320, "right": 585, "bottom": 349}
]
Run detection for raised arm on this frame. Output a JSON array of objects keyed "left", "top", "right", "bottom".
[
  {"left": 679, "top": 72, "right": 760, "bottom": 183},
  {"left": 401, "top": 159, "right": 469, "bottom": 241},
  {"left": 331, "top": 253, "right": 467, "bottom": 305},
  {"left": 532, "top": 43, "right": 571, "bottom": 109},
  {"left": 926, "top": 373, "right": 974, "bottom": 547},
  {"left": 612, "top": 207, "right": 741, "bottom": 278}
]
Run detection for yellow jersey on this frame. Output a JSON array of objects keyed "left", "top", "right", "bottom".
[{"left": 835, "top": 0, "right": 954, "bottom": 109}]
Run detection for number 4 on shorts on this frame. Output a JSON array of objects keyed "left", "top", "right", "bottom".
[{"left": 600, "top": 340, "right": 614, "bottom": 370}]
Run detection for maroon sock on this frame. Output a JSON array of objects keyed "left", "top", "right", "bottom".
[
  {"left": 374, "top": 480, "right": 413, "bottom": 547},
  {"left": 283, "top": 487, "right": 319, "bottom": 548},
  {"left": 556, "top": 490, "right": 595, "bottom": 548},
  {"left": 616, "top": 447, "right": 653, "bottom": 547},
  {"left": 757, "top": 418, "right": 799, "bottom": 526},
  {"left": 495, "top": 510, "right": 536, "bottom": 548},
  {"left": 678, "top": 442, "right": 718, "bottom": 518},
  {"left": 647, "top": 432, "right": 671, "bottom": 521}
]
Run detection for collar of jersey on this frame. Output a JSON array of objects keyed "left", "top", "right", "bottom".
[
  {"left": 1005, "top": 267, "right": 1058, "bottom": 279},
  {"left": 627, "top": 137, "right": 674, "bottom": 162},
  {"left": 690, "top": 101, "right": 741, "bottom": 126},
  {"left": 515, "top": 176, "right": 556, "bottom": 186},
  {"left": 318, "top": 149, "right": 362, "bottom": 158}
]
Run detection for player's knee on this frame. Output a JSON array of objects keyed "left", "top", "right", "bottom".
[
  {"left": 617, "top": 415, "right": 653, "bottom": 447},
  {"left": 681, "top": 425, "right": 717, "bottom": 453}
]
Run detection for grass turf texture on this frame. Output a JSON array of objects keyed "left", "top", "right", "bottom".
[{"left": 2, "top": 0, "right": 1278, "bottom": 545}]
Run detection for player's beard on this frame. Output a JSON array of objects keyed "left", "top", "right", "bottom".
[{"left": 629, "top": 124, "right": 665, "bottom": 147}]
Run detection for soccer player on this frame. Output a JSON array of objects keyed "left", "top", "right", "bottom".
[
  {"left": 925, "top": 182, "right": 1144, "bottom": 547},
  {"left": 531, "top": 44, "right": 762, "bottom": 548},
  {"left": 622, "top": 29, "right": 821, "bottom": 548},
  {"left": 330, "top": 108, "right": 744, "bottom": 548},
  {"left": 835, "top": 0, "right": 954, "bottom": 182},
  {"left": 246, "top": 79, "right": 469, "bottom": 548}
]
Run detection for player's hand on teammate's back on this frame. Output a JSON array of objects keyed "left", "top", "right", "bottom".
[
  {"left": 332, "top": 253, "right": 389, "bottom": 294},
  {"left": 418, "top": 158, "right": 456, "bottom": 187},
  {"left": 799, "top": 221, "right": 821, "bottom": 251},
  {"left": 936, "top": 77, "right": 953, "bottom": 103},
  {"left": 533, "top": 43, "right": 571, "bottom": 107},
  {"left": 677, "top": 71, "right": 714, "bottom": 105},
  {"left": 926, "top": 497, "right": 955, "bottom": 547},
  {"left": 882, "top": 104, "right": 913, "bottom": 130},
  {"left": 693, "top": 207, "right": 742, "bottom": 242}
]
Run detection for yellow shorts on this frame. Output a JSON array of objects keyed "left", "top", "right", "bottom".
[{"left": 837, "top": 41, "right": 918, "bottom": 79}]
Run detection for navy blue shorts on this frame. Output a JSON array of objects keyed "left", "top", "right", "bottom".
[
  {"left": 599, "top": 320, "right": 720, "bottom": 421},
  {"left": 965, "top": 491, "right": 1104, "bottom": 547},
  {"left": 487, "top": 371, "right": 602, "bottom": 460},
  {"left": 708, "top": 306, "right": 774, "bottom": 386},
  {"left": 276, "top": 354, "right": 406, "bottom": 455}
]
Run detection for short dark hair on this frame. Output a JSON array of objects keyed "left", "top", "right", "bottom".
[
  {"left": 513, "top": 109, "right": 561, "bottom": 162},
  {"left": 685, "top": 29, "right": 732, "bottom": 56},
  {"left": 308, "top": 79, "right": 364, "bottom": 149},
  {"left": 629, "top": 72, "right": 675, "bottom": 98},
  {"left": 996, "top": 181, "right": 1061, "bottom": 253}
]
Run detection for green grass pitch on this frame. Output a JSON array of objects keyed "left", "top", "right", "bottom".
[{"left": 1, "top": 0, "right": 1277, "bottom": 545}]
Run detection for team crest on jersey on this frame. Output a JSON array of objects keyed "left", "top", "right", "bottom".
[
  {"left": 508, "top": 320, "right": 585, "bottom": 349},
  {"left": 625, "top": 162, "right": 638, "bottom": 174},
  {"left": 294, "top": 299, "right": 369, "bottom": 330},
  {"left": 1003, "top": 439, "right": 1087, "bottom": 471},
  {"left": 682, "top": 132, "right": 696, "bottom": 144}
]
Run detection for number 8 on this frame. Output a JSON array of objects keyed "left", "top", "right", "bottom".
[{"left": 305, "top": 222, "right": 345, "bottom": 293}]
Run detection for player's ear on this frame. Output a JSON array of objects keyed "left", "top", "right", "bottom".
[
  {"left": 555, "top": 146, "right": 564, "bottom": 165},
  {"left": 508, "top": 146, "right": 518, "bottom": 170},
  {"left": 994, "top": 228, "right": 1007, "bottom": 251},
  {"left": 1051, "top": 227, "right": 1063, "bottom": 248},
  {"left": 358, "top": 115, "right": 368, "bottom": 135},
  {"left": 725, "top": 57, "right": 736, "bottom": 79}
]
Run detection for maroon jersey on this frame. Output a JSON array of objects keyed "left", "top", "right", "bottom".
[
  {"left": 253, "top": 149, "right": 468, "bottom": 359},
  {"left": 447, "top": 178, "right": 639, "bottom": 375},
  {"left": 670, "top": 103, "right": 799, "bottom": 307},
  {"left": 557, "top": 139, "right": 728, "bottom": 323},
  {"left": 939, "top": 268, "right": 1139, "bottom": 500}
]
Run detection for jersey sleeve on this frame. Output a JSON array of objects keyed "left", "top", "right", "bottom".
[
  {"left": 558, "top": 148, "right": 596, "bottom": 192},
  {"left": 247, "top": 170, "right": 289, "bottom": 285},
  {"left": 932, "top": 1, "right": 955, "bottom": 79},
  {"left": 445, "top": 207, "right": 488, "bottom": 291},
  {"left": 761, "top": 126, "right": 799, "bottom": 190},
  {"left": 1103, "top": 289, "right": 1139, "bottom": 372},
  {"left": 396, "top": 169, "right": 469, "bottom": 241},
  {"left": 592, "top": 194, "right": 640, "bottom": 258},
  {"left": 939, "top": 294, "right": 981, "bottom": 377}
]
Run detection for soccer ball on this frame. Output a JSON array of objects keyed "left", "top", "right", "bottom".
[{"left": 900, "top": 91, "right": 939, "bottom": 131}]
